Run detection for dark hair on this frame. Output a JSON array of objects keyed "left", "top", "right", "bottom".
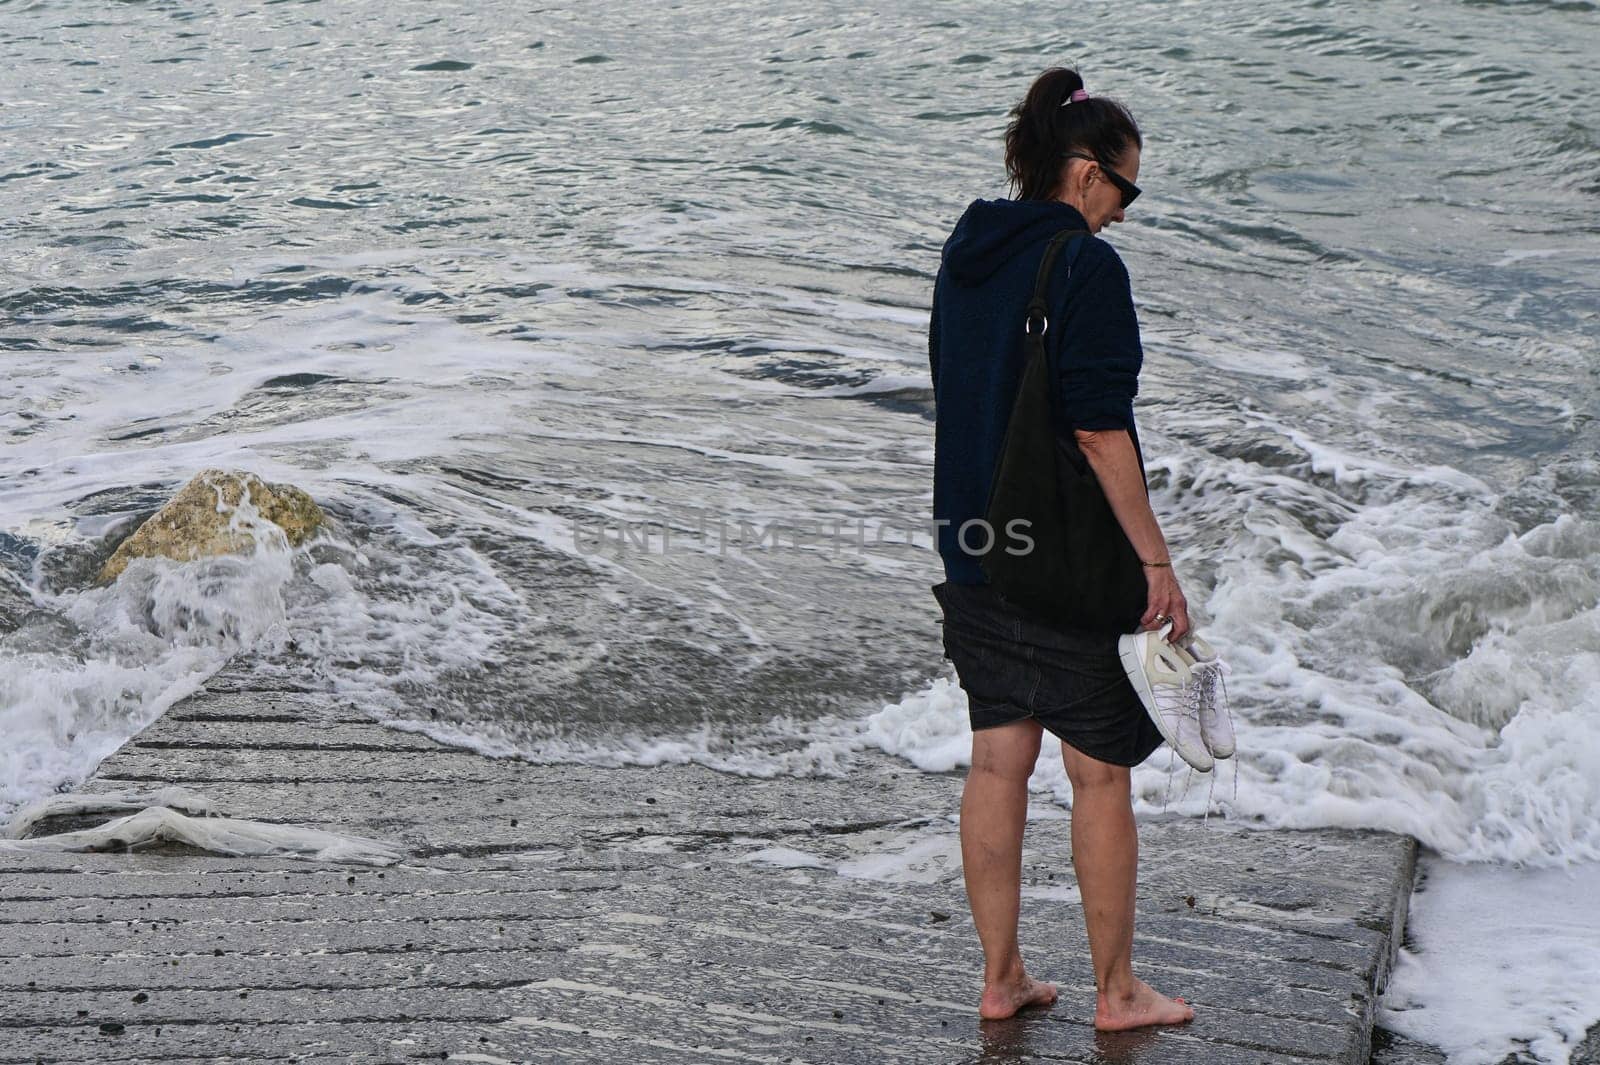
[{"left": 1004, "top": 67, "right": 1142, "bottom": 201}]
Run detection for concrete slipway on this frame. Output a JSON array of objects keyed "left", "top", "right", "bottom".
[{"left": 0, "top": 666, "right": 1420, "bottom": 1065}]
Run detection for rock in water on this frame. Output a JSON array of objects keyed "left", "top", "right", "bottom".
[
  {"left": 97, "top": 469, "right": 323, "bottom": 584},
  {"left": 0, "top": 570, "right": 33, "bottom": 634}
]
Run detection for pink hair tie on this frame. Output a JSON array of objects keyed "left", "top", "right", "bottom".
[{"left": 1062, "top": 89, "right": 1089, "bottom": 106}]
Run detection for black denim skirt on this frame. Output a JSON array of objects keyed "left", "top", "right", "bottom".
[{"left": 931, "top": 580, "right": 1163, "bottom": 768}]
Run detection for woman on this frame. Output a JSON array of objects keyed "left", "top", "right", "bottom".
[{"left": 927, "top": 67, "right": 1195, "bottom": 1029}]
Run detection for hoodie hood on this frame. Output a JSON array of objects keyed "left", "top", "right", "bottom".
[{"left": 940, "top": 198, "right": 1092, "bottom": 286}]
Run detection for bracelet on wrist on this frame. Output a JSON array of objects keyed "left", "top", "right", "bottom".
[{"left": 1141, "top": 559, "right": 1172, "bottom": 568}]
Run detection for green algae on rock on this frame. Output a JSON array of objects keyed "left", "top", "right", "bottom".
[{"left": 97, "top": 469, "right": 324, "bottom": 584}]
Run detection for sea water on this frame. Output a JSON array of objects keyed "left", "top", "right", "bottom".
[{"left": 1, "top": 0, "right": 1596, "bottom": 1060}]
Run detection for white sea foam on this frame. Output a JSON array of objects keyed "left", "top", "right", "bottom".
[
  {"left": 0, "top": 516, "right": 296, "bottom": 818},
  {"left": 0, "top": 803, "right": 403, "bottom": 866},
  {"left": 736, "top": 846, "right": 828, "bottom": 869},
  {"left": 1, "top": 786, "right": 216, "bottom": 839},
  {"left": 1381, "top": 858, "right": 1600, "bottom": 1065},
  {"left": 837, "top": 828, "right": 963, "bottom": 884},
  {"left": 862, "top": 454, "right": 1600, "bottom": 868}
]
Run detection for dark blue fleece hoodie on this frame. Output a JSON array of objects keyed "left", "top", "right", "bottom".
[{"left": 929, "top": 198, "right": 1145, "bottom": 584}]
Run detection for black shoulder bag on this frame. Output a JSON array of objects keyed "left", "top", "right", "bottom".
[{"left": 978, "top": 227, "right": 1147, "bottom": 634}]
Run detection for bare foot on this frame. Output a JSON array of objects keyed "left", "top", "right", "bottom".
[
  {"left": 1094, "top": 979, "right": 1195, "bottom": 1031},
  {"left": 979, "top": 974, "right": 1059, "bottom": 1020}
]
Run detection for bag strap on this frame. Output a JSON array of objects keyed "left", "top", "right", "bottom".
[
  {"left": 1022, "top": 228, "right": 1146, "bottom": 490},
  {"left": 1023, "top": 228, "right": 1090, "bottom": 339}
]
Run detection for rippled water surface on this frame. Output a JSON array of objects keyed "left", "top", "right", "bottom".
[{"left": 5, "top": 0, "right": 1597, "bottom": 778}]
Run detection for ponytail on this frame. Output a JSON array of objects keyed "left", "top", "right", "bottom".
[{"left": 1004, "top": 67, "right": 1142, "bottom": 201}]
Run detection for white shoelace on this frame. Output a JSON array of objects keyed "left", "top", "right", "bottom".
[
  {"left": 1157, "top": 671, "right": 1207, "bottom": 811},
  {"left": 1156, "top": 663, "right": 1238, "bottom": 818},
  {"left": 1190, "top": 661, "right": 1239, "bottom": 813},
  {"left": 1152, "top": 672, "right": 1207, "bottom": 745},
  {"left": 1193, "top": 662, "right": 1229, "bottom": 718}
]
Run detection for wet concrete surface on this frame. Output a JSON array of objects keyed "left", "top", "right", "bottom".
[{"left": 0, "top": 680, "right": 1417, "bottom": 1064}]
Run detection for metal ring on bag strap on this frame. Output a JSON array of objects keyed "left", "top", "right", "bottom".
[{"left": 1023, "top": 228, "right": 1090, "bottom": 339}]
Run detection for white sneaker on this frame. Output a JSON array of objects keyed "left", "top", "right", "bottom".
[
  {"left": 1118, "top": 623, "right": 1213, "bottom": 772},
  {"left": 1174, "top": 633, "right": 1235, "bottom": 759}
]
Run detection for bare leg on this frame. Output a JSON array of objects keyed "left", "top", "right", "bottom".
[
  {"left": 961, "top": 719, "right": 1059, "bottom": 1020},
  {"left": 1060, "top": 742, "right": 1194, "bottom": 1031}
]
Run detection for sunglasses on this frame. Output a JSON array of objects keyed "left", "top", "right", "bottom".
[{"left": 1062, "top": 151, "right": 1141, "bottom": 209}]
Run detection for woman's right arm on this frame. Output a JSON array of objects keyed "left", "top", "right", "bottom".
[{"left": 1074, "top": 427, "right": 1189, "bottom": 642}]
